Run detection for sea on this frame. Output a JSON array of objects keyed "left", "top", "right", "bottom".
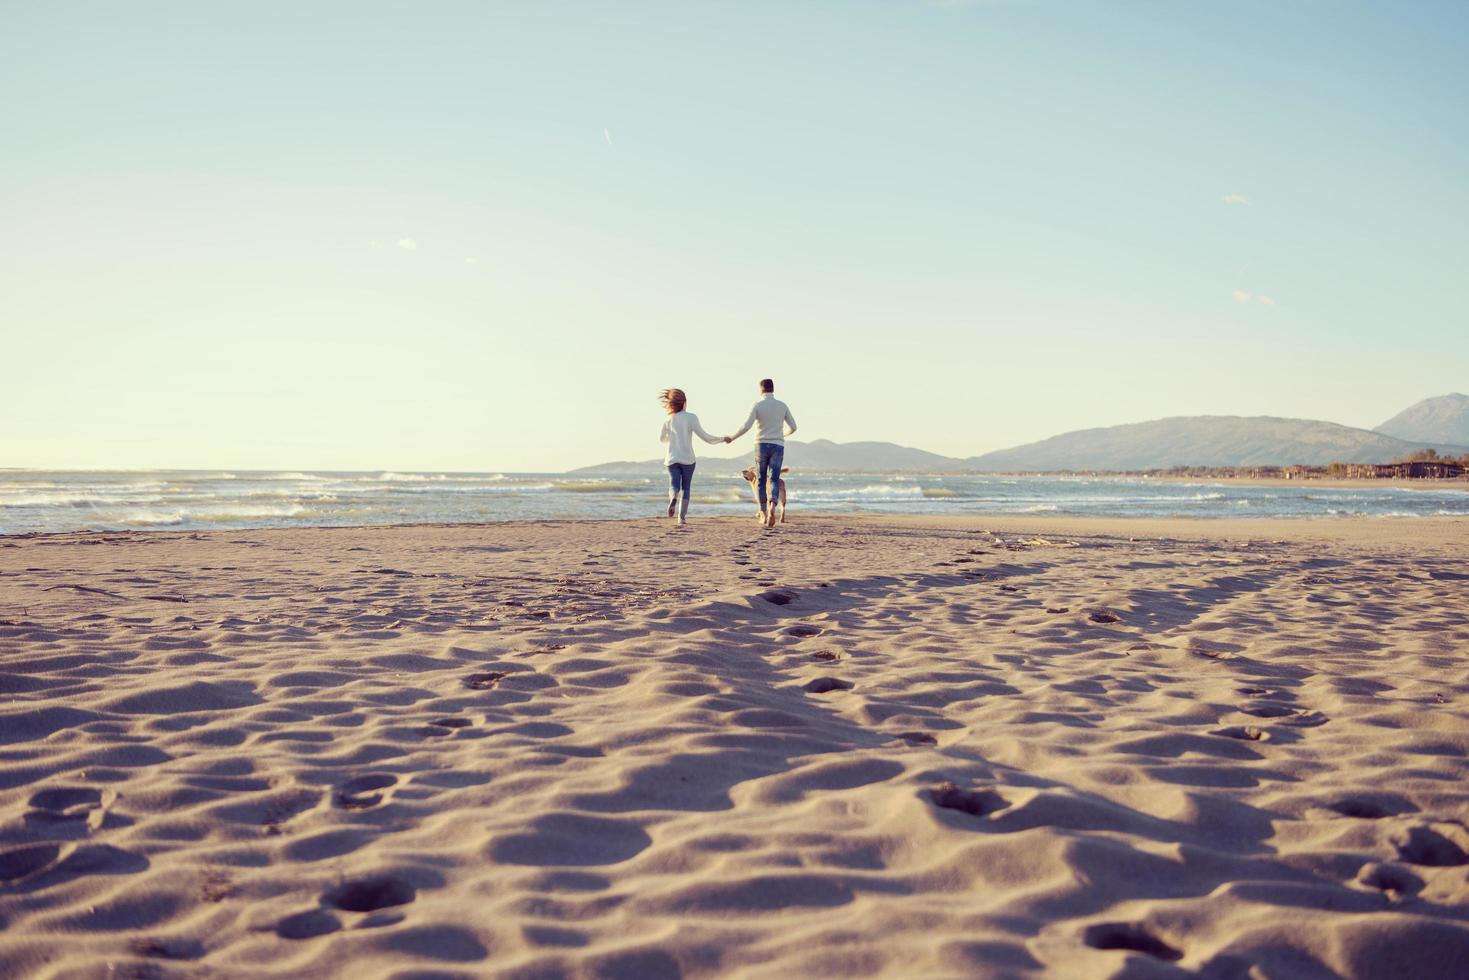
[{"left": 1, "top": 470, "right": 1466, "bottom": 535}]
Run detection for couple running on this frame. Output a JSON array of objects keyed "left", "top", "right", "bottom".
[{"left": 659, "top": 378, "right": 797, "bottom": 528}]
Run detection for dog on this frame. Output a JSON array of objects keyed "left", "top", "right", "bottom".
[{"left": 741, "top": 466, "right": 789, "bottom": 524}]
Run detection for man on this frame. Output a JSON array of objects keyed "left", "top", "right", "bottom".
[{"left": 728, "top": 378, "right": 797, "bottom": 527}]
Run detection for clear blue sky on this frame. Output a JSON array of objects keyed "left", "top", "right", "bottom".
[{"left": 2, "top": 1, "right": 1465, "bottom": 471}]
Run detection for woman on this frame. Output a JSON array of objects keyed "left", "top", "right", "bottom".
[{"left": 658, "top": 388, "right": 728, "bottom": 525}]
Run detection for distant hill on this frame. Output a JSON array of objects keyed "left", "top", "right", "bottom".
[
  {"left": 570, "top": 439, "right": 968, "bottom": 474},
  {"left": 572, "top": 407, "right": 1469, "bottom": 475},
  {"left": 1375, "top": 393, "right": 1469, "bottom": 446},
  {"left": 963, "top": 416, "right": 1468, "bottom": 471}
]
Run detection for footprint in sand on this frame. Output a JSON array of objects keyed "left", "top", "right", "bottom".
[
  {"left": 1081, "top": 923, "right": 1182, "bottom": 962},
  {"left": 463, "top": 671, "right": 508, "bottom": 691},
  {"left": 334, "top": 774, "right": 398, "bottom": 810},
  {"left": 1087, "top": 610, "right": 1121, "bottom": 624},
  {"left": 810, "top": 650, "right": 842, "bottom": 662},
  {"left": 759, "top": 589, "right": 796, "bottom": 606},
  {"left": 1238, "top": 701, "right": 1296, "bottom": 719},
  {"left": 420, "top": 718, "right": 472, "bottom": 738},
  {"left": 325, "top": 874, "right": 417, "bottom": 912},
  {"left": 1355, "top": 862, "right": 1423, "bottom": 899},
  {"left": 0, "top": 843, "right": 62, "bottom": 882},
  {"left": 1325, "top": 797, "right": 1413, "bottom": 820},
  {"left": 25, "top": 787, "right": 106, "bottom": 834},
  {"left": 803, "top": 676, "right": 853, "bottom": 694},
  {"left": 1046, "top": 607, "right": 1070, "bottom": 614},
  {"left": 785, "top": 625, "right": 822, "bottom": 638},
  {"left": 929, "top": 782, "right": 1009, "bottom": 817},
  {"left": 277, "top": 909, "right": 342, "bottom": 940},
  {"left": 29, "top": 787, "right": 103, "bottom": 814},
  {"left": 1393, "top": 823, "right": 1469, "bottom": 867},
  {"left": 894, "top": 731, "right": 938, "bottom": 746}
]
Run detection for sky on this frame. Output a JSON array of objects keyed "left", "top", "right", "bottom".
[{"left": 2, "top": 0, "right": 1466, "bottom": 472}]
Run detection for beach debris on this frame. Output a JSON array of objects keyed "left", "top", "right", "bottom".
[
  {"left": 1212, "top": 725, "right": 1270, "bottom": 742},
  {"left": 463, "top": 671, "right": 508, "bottom": 690}
]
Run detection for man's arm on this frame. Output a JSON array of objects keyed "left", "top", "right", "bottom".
[
  {"left": 728, "top": 406, "right": 757, "bottom": 441},
  {"left": 784, "top": 408, "right": 797, "bottom": 436}
]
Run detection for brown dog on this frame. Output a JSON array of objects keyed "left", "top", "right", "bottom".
[{"left": 741, "top": 466, "right": 789, "bottom": 524}]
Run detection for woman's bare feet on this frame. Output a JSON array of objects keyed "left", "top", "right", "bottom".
[{"left": 667, "top": 497, "right": 677, "bottom": 518}]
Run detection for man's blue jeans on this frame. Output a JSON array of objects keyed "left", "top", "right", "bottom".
[{"left": 756, "top": 442, "right": 784, "bottom": 512}]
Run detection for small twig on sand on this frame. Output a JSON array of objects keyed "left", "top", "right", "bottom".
[{"left": 42, "top": 584, "right": 126, "bottom": 599}]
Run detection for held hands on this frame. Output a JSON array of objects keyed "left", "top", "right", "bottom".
[{"left": 723, "top": 436, "right": 732, "bottom": 443}]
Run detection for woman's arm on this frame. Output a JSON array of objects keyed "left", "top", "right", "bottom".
[
  {"left": 691, "top": 415, "right": 723, "bottom": 445},
  {"left": 660, "top": 420, "right": 671, "bottom": 443}
]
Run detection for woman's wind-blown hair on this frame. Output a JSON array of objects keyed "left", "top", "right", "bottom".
[{"left": 659, "top": 388, "right": 687, "bottom": 414}]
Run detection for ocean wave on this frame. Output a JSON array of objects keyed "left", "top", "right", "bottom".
[
  {"left": 110, "top": 504, "right": 310, "bottom": 526},
  {"left": 850, "top": 485, "right": 925, "bottom": 498},
  {"left": 377, "top": 472, "right": 448, "bottom": 482},
  {"left": 550, "top": 480, "right": 653, "bottom": 493}
]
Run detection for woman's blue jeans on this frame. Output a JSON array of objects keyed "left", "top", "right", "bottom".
[{"left": 667, "top": 462, "right": 695, "bottom": 519}]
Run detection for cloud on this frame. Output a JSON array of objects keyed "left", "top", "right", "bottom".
[
  {"left": 465, "top": 256, "right": 477, "bottom": 265},
  {"left": 1257, "top": 295, "right": 1276, "bottom": 306},
  {"left": 1232, "top": 289, "right": 1252, "bottom": 303},
  {"left": 603, "top": 127, "right": 614, "bottom": 146},
  {"left": 1232, "top": 289, "right": 1278, "bottom": 306},
  {"left": 397, "top": 238, "right": 418, "bottom": 250},
  {"left": 1222, "top": 193, "right": 1249, "bottom": 206}
]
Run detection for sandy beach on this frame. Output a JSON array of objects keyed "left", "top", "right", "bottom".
[{"left": 2, "top": 515, "right": 1467, "bottom": 978}]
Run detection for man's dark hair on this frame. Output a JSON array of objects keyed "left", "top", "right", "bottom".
[{"left": 760, "top": 378, "right": 774, "bottom": 393}]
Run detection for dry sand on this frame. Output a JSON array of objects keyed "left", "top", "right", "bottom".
[{"left": 1, "top": 515, "right": 1467, "bottom": 978}]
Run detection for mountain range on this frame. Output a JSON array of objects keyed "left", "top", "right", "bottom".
[{"left": 571, "top": 393, "right": 1469, "bottom": 473}]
